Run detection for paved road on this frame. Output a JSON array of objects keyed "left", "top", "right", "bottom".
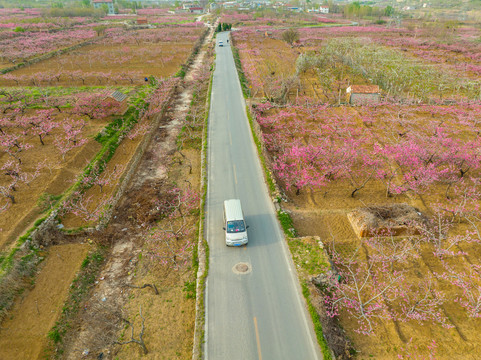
[{"left": 204, "top": 32, "right": 322, "bottom": 360}]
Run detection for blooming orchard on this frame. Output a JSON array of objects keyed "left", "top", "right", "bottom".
[{"left": 254, "top": 102, "right": 481, "bottom": 198}]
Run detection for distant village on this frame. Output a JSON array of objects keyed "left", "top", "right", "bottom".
[{"left": 92, "top": 0, "right": 334, "bottom": 15}]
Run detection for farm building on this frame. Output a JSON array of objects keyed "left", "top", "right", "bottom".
[
  {"left": 182, "top": 3, "right": 197, "bottom": 10},
  {"left": 123, "top": 0, "right": 162, "bottom": 3},
  {"left": 319, "top": 5, "right": 329, "bottom": 14},
  {"left": 189, "top": 7, "right": 204, "bottom": 14},
  {"left": 346, "top": 85, "right": 380, "bottom": 105},
  {"left": 92, "top": 0, "right": 115, "bottom": 14},
  {"left": 137, "top": 16, "right": 148, "bottom": 25}
]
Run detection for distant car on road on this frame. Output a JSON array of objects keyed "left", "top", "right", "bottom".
[{"left": 219, "top": 40, "right": 223, "bottom": 47}]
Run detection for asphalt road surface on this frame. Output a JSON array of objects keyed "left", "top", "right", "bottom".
[{"left": 204, "top": 31, "right": 322, "bottom": 360}]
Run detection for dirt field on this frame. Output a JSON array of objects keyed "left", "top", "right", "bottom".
[
  {"left": 235, "top": 34, "right": 368, "bottom": 102},
  {"left": 0, "top": 27, "right": 205, "bottom": 87},
  {"left": 0, "top": 115, "right": 107, "bottom": 251},
  {"left": 60, "top": 125, "right": 144, "bottom": 229},
  {"left": 0, "top": 243, "right": 89, "bottom": 360},
  {"left": 283, "top": 185, "right": 479, "bottom": 358}
]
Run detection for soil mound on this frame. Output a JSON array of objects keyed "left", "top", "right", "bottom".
[{"left": 347, "top": 203, "right": 426, "bottom": 238}]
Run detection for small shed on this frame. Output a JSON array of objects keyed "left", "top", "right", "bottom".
[
  {"left": 109, "top": 90, "right": 128, "bottom": 102},
  {"left": 137, "top": 17, "right": 148, "bottom": 25},
  {"left": 346, "top": 85, "right": 380, "bottom": 105},
  {"left": 319, "top": 5, "right": 329, "bottom": 14},
  {"left": 189, "top": 7, "right": 204, "bottom": 14}
]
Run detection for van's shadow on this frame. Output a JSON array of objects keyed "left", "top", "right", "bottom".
[{"left": 244, "top": 212, "right": 283, "bottom": 248}]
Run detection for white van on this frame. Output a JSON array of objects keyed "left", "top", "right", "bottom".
[
  {"left": 219, "top": 40, "right": 223, "bottom": 47},
  {"left": 223, "top": 199, "right": 248, "bottom": 246}
]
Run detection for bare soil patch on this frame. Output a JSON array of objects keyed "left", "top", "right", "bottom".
[
  {"left": 0, "top": 117, "right": 107, "bottom": 251},
  {"left": 275, "top": 157, "right": 481, "bottom": 359},
  {"left": 60, "top": 129, "right": 144, "bottom": 229},
  {"left": 62, "top": 237, "right": 141, "bottom": 359},
  {"left": 113, "top": 257, "right": 196, "bottom": 359},
  {"left": 0, "top": 28, "right": 205, "bottom": 87},
  {"left": 236, "top": 33, "right": 368, "bottom": 102},
  {"left": 0, "top": 243, "right": 89, "bottom": 360},
  {"left": 347, "top": 203, "right": 426, "bottom": 238}
]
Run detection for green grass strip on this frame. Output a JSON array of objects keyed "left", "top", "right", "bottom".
[
  {"left": 195, "top": 49, "right": 214, "bottom": 359},
  {"left": 245, "top": 107, "right": 276, "bottom": 194},
  {"left": 0, "top": 217, "right": 46, "bottom": 272},
  {"left": 46, "top": 247, "right": 106, "bottom": 357},
  {"left": 277, "top": 209, "right": 296, "bottom": 238},
  {"left": 231, "top": 43, "right": 250, "bottom": 98},
  {"left": 302, "top": 282, "right": 333, "bottom": 360}
]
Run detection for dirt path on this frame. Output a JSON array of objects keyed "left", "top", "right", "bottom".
[
  {"left": 0, "top": 243, "right": 89, "bottom": 360},
  {"left": 64, "top": 237, "right": 142, "bottom": 359}
]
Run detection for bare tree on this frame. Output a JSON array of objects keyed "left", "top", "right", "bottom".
[
  {"left": 282, "top": 28, "right": 300, "bottom": 46},
  {"left": 115, "top": 306, "right": 148, "bottom": 355},
  {"left": 124, "top": 283, "right": 159, "bottom": 295}
]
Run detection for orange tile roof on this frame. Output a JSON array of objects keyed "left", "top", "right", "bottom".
[{"left": 348, "top": 85, "right": 380, "bottom": 94}]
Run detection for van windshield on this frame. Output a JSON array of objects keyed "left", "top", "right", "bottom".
[{"left": 226, "top": 220, "right": 246, "bottom": 233}]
